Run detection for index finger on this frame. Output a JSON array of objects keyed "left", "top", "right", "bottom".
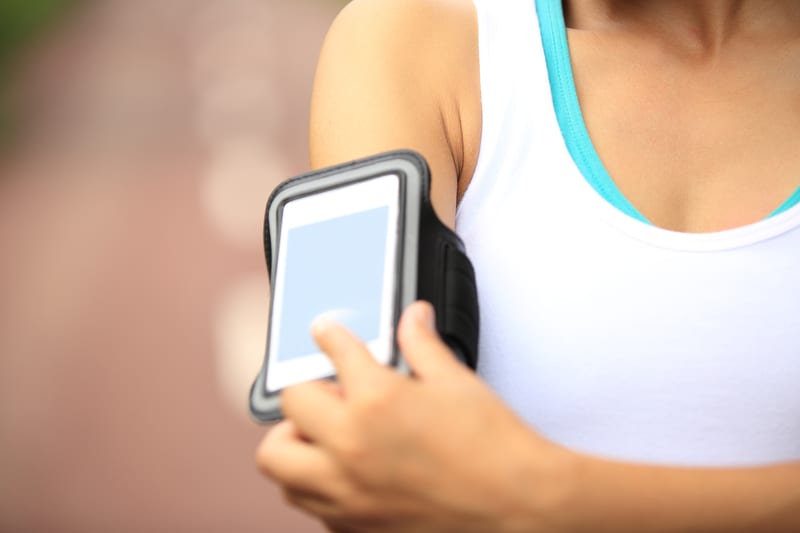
[{"left": 311, "top": 318, "right": 386, "bottom": 395}]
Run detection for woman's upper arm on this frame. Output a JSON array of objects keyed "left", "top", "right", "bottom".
[{"left": 309, "top": 0, "right": 480, "bottom": 228}]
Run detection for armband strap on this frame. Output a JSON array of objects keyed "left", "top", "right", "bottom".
[
  {"left": 415, "top": 219, "right": 480, "bottom": 369},
  {"left": 440, "top": 244, "right": 479, "bottom": 369}
]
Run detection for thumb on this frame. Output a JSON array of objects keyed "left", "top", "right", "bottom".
[{"left": 397, "top": 301, "right": 465, "bottom": 380}]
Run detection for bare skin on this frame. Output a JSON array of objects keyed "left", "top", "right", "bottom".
[
  {"left": 257, "top": 0, "right": 800, "bottom": 531},
  {"left": 566, "top": 0, "right": 800, "bottom": 232},
  {"left": 307, "top": 0, "right": 481, "bottom": 228}
]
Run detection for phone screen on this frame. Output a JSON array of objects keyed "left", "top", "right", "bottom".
[
  {"left": 265, "top": 175, "right": 400, "bottom": 391},
  {"left": 277, "top": 206, "right": 390, "bottom": 361}
]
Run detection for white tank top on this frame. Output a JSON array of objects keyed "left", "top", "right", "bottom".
[{"left": 457, "top": 0, "right": 800, "bottom": 467}]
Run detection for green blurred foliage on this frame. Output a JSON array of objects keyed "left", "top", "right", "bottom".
[
  {"left": 0, "top": 0, "right": 73, "bottom": 71},
  {"left": 0, "top": 0, "right": 75, "bottom": 146}
]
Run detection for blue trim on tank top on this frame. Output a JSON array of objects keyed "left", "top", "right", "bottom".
[{"left": 534, "top": 0, "right": 800, "bottom": 222}]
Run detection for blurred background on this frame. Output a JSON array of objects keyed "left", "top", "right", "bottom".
[{"left": 0, "top": 1, "right": 346, "bottom": 531}]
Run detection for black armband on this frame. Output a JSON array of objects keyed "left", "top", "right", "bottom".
[{"left": 250, "top": 150, "right": 479, "bottom": 422}]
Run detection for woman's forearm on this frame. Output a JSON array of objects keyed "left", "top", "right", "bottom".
[{"left": 537, "top": 450, "right": 800, "bottom": 532}]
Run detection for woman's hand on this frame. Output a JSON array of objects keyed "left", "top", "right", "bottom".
[
  {"left": 256, "top": 302, "right": 571, "bottom": 533},
  {"left": 256, "top": 301, "right": 800, "bottom": 533}
]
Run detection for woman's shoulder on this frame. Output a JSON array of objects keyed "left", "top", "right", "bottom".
[
  {"left": 310, "top": 0, "right": 481, "bottom": 224},
  {"left": 320, "top": 0, "right": 478, "bottom": 88}
]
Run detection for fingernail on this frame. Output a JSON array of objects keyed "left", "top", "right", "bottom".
[
  {"left": 310, "top": 317, "right": 333, "bottom": 337},
  {"left": 415, "top": 302, "right": 435, "bottom": 330}
]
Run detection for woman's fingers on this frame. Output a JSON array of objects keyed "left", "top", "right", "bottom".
[
  {"left": 282, "top": 487, "right": 343, "bottom": 521},
  {"left": 256, "top": 420, "right": 342, "bottom": 496},
  {"left": 282, "top": 380, "right": 345, "bottom": 444},
  {"left": 310, "top": 301, "right": 466, "bottom": 393},
  {"left": 311, "top": 319, "right": 386, "bottom": 394},
  {"left": 397, "top": 301, "right": 465, "bottom": 380}
]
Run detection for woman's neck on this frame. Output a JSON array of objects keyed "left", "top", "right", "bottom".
[{"left": 564, "top": 0, "right": 800, "bottom": 56}]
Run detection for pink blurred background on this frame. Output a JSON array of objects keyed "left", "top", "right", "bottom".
[{"left": 0, "top": 1, "right": 345, "bottom": 531}]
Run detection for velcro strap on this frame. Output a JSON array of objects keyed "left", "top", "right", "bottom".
[{"left": 439, "top": 244, "right": 480, "bottom": 369}]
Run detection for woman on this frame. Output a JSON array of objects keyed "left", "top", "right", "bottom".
[{"left": 256, "top": 0, "right": 800, "bottom": 530}]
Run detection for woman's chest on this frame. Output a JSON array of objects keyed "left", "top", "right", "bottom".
[
  {"left": 568, "top": 33, "right": 800, "bottom": 233},
  {"left": 462, "top": 202, "right": 800, "bottom": 465}
]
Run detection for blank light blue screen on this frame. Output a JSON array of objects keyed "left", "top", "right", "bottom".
[{"left": 276, "top": 206, "right": 391, "bottom": 361}]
